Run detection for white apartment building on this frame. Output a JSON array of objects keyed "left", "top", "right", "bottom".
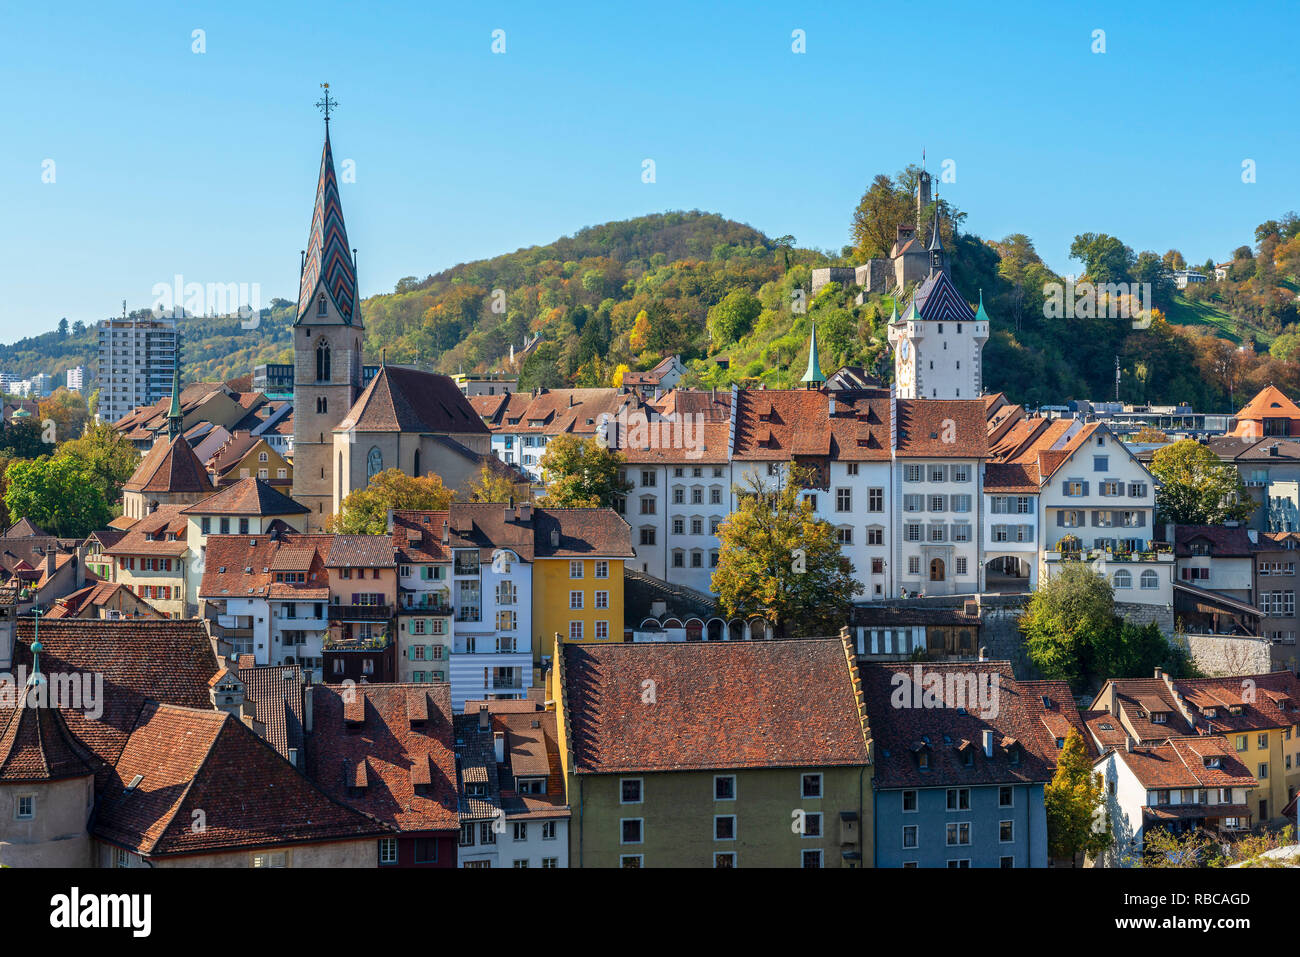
[
  {"left": 66, "top": 365, "right": 86, "bottom": 391},
  {"left": 393, "top": 505, "right": 536, "bottom": 712},
  {"left": 97, "top": 315, "right": 181, "bottom": 423}
]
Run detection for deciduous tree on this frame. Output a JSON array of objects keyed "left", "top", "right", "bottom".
[
  {"left": 1045, "top": 730, "right": 1111, "bottom": 865},
  {"left": 712, "top": 467, "right": 862, "bottom": 638},
  {"left": 327, "top": 468, "right": 454, "bottom": 534},
  {"left": 538, "top": 435, "right": 630, "bottom": 509},
  {"left": 1150, "top": 439, "right": 1254, "bottom": 526}
]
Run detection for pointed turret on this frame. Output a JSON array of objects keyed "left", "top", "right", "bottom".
[
  {"left": 927, "top": 205, "right": 946, "bottom": 276},
  {"left": 166, "top": 354, "right": 183, "bottom": 440},
  {"left": 975, "top": 288, "right": 992, "bottom": 323},
  {"left": 801, "top": 321, "right": 826, "bottom": 388},
  {"left": 297, "top": 125, "right": 359, "bottom": 325}
]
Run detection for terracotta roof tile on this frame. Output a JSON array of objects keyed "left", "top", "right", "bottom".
[{"left": 562, "top": 639, "right": 870, "bottom": 774}]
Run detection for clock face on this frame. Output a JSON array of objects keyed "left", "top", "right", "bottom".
[{"left": 899, "top": 339, "right": 910, "bottom": 361}]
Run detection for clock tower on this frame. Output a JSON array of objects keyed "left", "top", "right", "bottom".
[{"left": 887, "top": 208, "right": 989, "bottom": 400}]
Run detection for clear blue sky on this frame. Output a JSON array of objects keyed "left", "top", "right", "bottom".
[{"left": 2, "top": 0, "right": 1297, "bottom": 338}]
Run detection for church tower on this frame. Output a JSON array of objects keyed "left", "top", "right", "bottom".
[{"left": 291, "top": 86, "right": 365, "bottom": 530}]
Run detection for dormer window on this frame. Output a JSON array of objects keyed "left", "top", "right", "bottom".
[
  {"left": 1204, "top": 756, "right": 1222, "bottom": 769},
  {"left": 1151, "top": 712, "right": 1167, "bottom": 724}
]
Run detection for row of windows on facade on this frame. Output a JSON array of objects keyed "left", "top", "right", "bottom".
[
  {"left": 1056, "top": 510, "right": 1148, "bottom": 527},
  {"left": 619, "top": 850, "right": 827, "bottom": 868},
  {"left": 458, "top": 819, "right": 559, "bottom": 848},
  {"left": 618, "top": 773, "right": 823, "bottom": 806}
]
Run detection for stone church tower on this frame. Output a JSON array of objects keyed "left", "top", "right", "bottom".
[{"left": 291, "top": 115, "right": 365, "bottom": 530}]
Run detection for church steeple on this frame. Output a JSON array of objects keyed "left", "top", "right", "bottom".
[
  {"left": 801, "top": 321, "right": 826, "bottom": 388},
  {"left": 297, "top": 84, "right": 359, "bottom": 326},
  {"left": 166, "top": 353, "right": 183, "bottom": 440}
]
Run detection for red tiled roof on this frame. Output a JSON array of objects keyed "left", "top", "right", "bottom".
[
  {"left": 894, "top": 399, "right": 989, "bottom": 458},
  {"left": 1174, "top": 524, "right": 1260, "bottom": 558},
  {"left": 1173, "top": 672, "right": 1300, "bottom": 734},
  {"left": 561, "top": 639, "right": 870, "bottom": 774},
  {"left": 179, "top": 477, "right": 308, "bottom": 517},
  {"left": 123, "top": 434, "right": 215, "bottom": 494},
  {"left": 4, "top": 619, "right": 218, "bottom": 788},
  {"left": 94, "top": 703, "right": 388, "bottom": 857},
  {"left": 0, "top": 687, "right": 95, "bottom": 782},
  {"left": 1091, "top": 678, "right": 1196, "bottom": 743},
  {"left": 306, "top": 683, "right": 460, "bottom": 832},
  {"left": 102, "top": 504, "right": 190, "bottom": 557},
  {"left": 198, "top": 533, "right": 332, "bottom": 600},
  {"left": 1115, "top": 735, "right": 1256, "bottom": 790},
  {"left": 339, "top": 365, "right": 488, "bottom": 435},
  {"left": 861, "top": 661, "right": 1067, "bottom": 788}
]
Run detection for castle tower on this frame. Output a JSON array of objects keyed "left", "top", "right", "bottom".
[
  {"left": 887, "top": 215, "right": 989, "bottom": 401},
  {"left": 292, "top": 89, "right": 365, "bottom": 530},
  {"left": 916, "top": 167, "right": 932, "bottom": 230}
]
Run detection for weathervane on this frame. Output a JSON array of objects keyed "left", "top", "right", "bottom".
[{"left": 316, "top": 82, "right": 337, "bottom": 126}]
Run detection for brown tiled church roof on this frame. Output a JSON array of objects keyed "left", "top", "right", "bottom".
[
  {"left": 338, "top": 365, "right": 488, "bottom": 435},
  {"left": 123, "top": 434, "right": 215, "bottom": 494}
]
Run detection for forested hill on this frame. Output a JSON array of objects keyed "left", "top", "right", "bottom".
[{"left": 9, "top": 203, "right": 1300, "bottom": 411}]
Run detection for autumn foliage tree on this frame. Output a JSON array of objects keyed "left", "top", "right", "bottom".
[
  {"left": 1044, "top": 730, "right": 1111, "bottom": 866},
  {"left": 537, "top": 435, "right": 630, "bottom": 509},
  {"left": 1149, "top": 439, "right": 1254, "bottom": 526},
  {"left": 711, "top": 466, "right": 862, "bottom": 637},
  {"left": 327, "top": 468, "right": 454, "bottom": 534}
]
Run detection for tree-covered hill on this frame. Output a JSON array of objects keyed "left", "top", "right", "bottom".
[{"left": 7, "top": 201, "right": 1299, "bottom": 413}]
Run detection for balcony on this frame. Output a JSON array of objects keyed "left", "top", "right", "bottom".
[
  {"left": 1045, "top": 540, "right": 1174, "bottom": 563},
  {"left": 327, "top": 603, "right": 392, "bottom": 622},
  {"left": 324, "top": 628, "right": 392, "bottom": 651}
]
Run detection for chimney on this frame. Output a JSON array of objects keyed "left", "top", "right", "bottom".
[
  {"left": 828, "top": 396, "right": 836, "bottom": 416},
  {"left": 506, "top": 497, "right": 514, "bottom": 522},
  {"left": 478, "top": 705, "right": 489, "bottom": 731},
  {"left": 288, "top": 747, "right": 299, "bottom": 768},
  {"left": 978, "top": 646, "right": 987, "bottom": 661},
  {"left": 304, "top": 686, "right": 314, "bottom": 733},
  {"left": 1153, "top": 667, "right": 1163, "bottom": 680},
  {"left": 982, "top": 730, "right": 994, "bottom": 758},
  {"left": 441, "top": 520, "right": 449, "bottom": 546},
  {"left": 1125, "top": 736, "right": 1134, "bottom": 753},
  {"left": 550, "top": 529, "right": 559, "bottom": 548},
  {"left": 493, "top": 731, "right": 505, "bottom": 764},
  {"left": 519, "top": 502, "right": 533, "bottom": 523}
]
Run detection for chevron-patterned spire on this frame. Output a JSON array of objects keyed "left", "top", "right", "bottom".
[{"left": 297, "top": 127, "right": 359, "bottom": 324}]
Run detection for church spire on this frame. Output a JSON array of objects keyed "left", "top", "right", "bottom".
[
  {"left": 167, "top": 352, "right": 183, "bottom": 440},
  {"left": 801, "top": 320, "right": 826, "bottom": 388},
  {"left": 297, "top": 84, "right": 359, "bottom": 326}
]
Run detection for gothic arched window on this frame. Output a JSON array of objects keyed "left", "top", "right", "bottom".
[
  {"left": 317, "top": 294, "right": 327, "bottom": 317},
  {"left": 316, "top": 343, "right": 331, "bottom": 382}
]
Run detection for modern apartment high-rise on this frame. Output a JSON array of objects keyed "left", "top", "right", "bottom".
[{"left": 96, "top": 314, "right": 181, "bottom": 423}]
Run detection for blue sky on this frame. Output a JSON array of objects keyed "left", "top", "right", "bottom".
[{"left": 1, "top": 0, "right": 1297, "bottom": 338}]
